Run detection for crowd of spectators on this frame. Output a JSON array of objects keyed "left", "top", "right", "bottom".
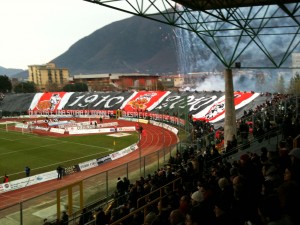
[
  {"left": 190, "top": 93, "right": 300, "bottom": 153},
  {"left": 84, "top": 143, "right": 300, "bottom": 225},
  {"left": 54, "top": 93, "right": 300, "bottom": 225}
]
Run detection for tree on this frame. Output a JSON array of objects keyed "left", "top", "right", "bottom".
[
  {"left": 74, "top": 83, "right": 88, "bottom": 91},
  {"left": 14, "top": 82, "right": 37, "bottom": 93},
  {"left": 156, "top": 80, "right": 165, "bottom": 90},
  {"left": 63, "top": 83, "right": 88, "bottom": 92},
  {"left": 0, "top": 75, "right": 12, "bottom": 93},
  {"left": 274, "top": 74, "right": 286, "bottom": 94},
  {"left": 255, "top": 72, "right": 266, "bottom": 92},
  {"left": 63, "top": 84, "right": 75, "bottom": 92},
  {"left": 46, "top": 82, "right": 61, "bottom": 92},
  {"left": 288, "top": 73, "right": 300, "bottom": 95}
]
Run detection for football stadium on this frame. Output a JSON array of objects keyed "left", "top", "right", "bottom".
[
  {"left": 2, "top": 0, "right": 300, "bottom": 224},
  {"left": 1, "top": 90, "right": 300, "bottom": 225}
]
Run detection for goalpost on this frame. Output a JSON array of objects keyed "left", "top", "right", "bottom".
[{"left": 22, "top": 123, "right": 33, "bottom": 134}]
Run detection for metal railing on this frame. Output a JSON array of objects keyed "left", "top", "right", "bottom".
[
  {"left": 0, "top": 142, "right": 182, "bottom": 225},
  {"left": 110, "top": 177, "right": 182, "bottom": 225}
]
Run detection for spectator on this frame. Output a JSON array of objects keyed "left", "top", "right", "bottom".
[
  {"left": 225, "top": 140, "right": 233, "bottom": 155},
  {"left": 43, "top": 218, "right": 51, "bottom": 225},
  {"left": 78, "top": 208, "right": 92, "bottom": 225},
  {"left": 185, "top": 211, "right": 198, "bottom": 225},
  {"left": 57, "top": 166, "right": 64, "bottom": 180},
  {"left": 129, "top": 207, "right": 143, "bottom": 225},
  {"left": 277, "top": 180, "right": 300, "bottom": 225},
  {"left": 116, "top": 177, "right": 125, "bottom": 195},
  {"left": 144, "top": 205, "right": 156, "bottom": 225},
  {"left": 261, "top": 161, "right": 282, "bottom": 188},
  {"left": 25, "top": 166, "right": 31, "bottom": 177},
  {"left": 178, "top": 195, "right": 191, "bottom": 216},
  {"left": 3, "top": 174, "right": 9, "bottom": 183},
  {"left": 283, "top": 166, "right": 295, "bottom": 183},
  {"left": 288, "top": 148, "right": 300, "bottom": 184},
  {"left": 260, "top": 147, "right": 268, "bottom": 164},
  {"left": 169, "top": 209, "right": 185, "bottom": 225},
  {"left": 217, "top": 177, "right": 234, "bottom": 207},
  {"left": 190, "top": 190, "right": 215, "bottom": 225},
  {"left": 95, "top": 207, "right": 106, "bottom": 225},
  {"left": 214, "top": 196, "right": 236, "bottom": 225},
  {"left": 60, "top": 211, "right": 68, "bottom": 225},
  {"left": 108, "top": 207, "right": 120, "bottom": 224},
  {"left": 151, "top": 198, "right": 171, "bottom": 225},
  {"left": 231, "top": 134, "right": 238, "bottom": 148},
  {"left": 123, "top": 177, "right": 130, "bottom": 193}
]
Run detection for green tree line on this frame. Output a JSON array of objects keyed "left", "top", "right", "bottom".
[{"left": 1, "top": 73, "right": 300, "bottom": 94}]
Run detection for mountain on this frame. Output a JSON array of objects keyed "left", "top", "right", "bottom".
[
  {"left": 0, "top": 66, "right": 24, "bottom": 77},
  {"left": 52, "top": 16, "right": 179, "bottom": 75},
  {"left": 50, "top": 12, "right": 296, "bottom": 76}
]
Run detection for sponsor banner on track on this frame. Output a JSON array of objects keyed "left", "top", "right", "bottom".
[
  {"left": 34, "top": 170, "right": 58, "bottom": 182},
  {"left": 33, "top": 126, "right": 49, "bottom": 131},
  {"left": 97, "top": 155, "right": 112, "bottom": 165},
  {"left": 58, "top": 121, "right": 77, "bottom": 129},
  {"left": 118, "top": 117, "right": 138, "bottom": 122},
  {"left": 0, "top": 121, "right": 18, "bottom": 125},
  {"left": 78, "top": 159, "right": 98, "bottom": 171},
  {"left": 69, "top": 128, "right": 112, "bottom": 135},
  {"left": 15, "top": 123, "right": 29, "bottom": 129},
  {"left": 0, "top": 182, "right": 11, "bottom": 193},
  {"left": 36, "top": 119, "right": 48, "bottom": 123},
  {"left": 110, "top": 144, "right": 138, "bottom": 160},
  {"left": 64, "top": 165, "right": 80, "bottom": 175},
  {"left": 108, "top": 133, "right": 131, "bottom": 137},
  {"left": 137, "top": 119, "right": 149, "bottom": 124},
  {"left": 116, "top": 126, "right": 136, "bottom": 132},
  {"left": 80, "top": 121, "right": 96, "bottom": 126},
  {"left": 48, "top": 120, "right": 71, "bottom": 127},
  {"left": 9, "top": 177, "right": 38, "bottom": 191},
  {"left": 8, "top": 170, "right": 57, "bottom": 192},
  {"left": 150, "top": 121, "right": 178, "bottom": 135},
  {"left": 50, "top": 128, "right": 65, "bottom": 134},
  {"left": 98, "top": 122, "right": 118, "bottom": 128},
  {"left": 64, "top": 126, "right": 79, "bottom": 132}
]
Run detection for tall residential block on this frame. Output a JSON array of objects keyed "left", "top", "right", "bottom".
[
  {"left": 292, "top": 53, "right": 300, "bottom": 77},
  {"left": 28, "top": 63, "right": 69, "bottom": 91}
]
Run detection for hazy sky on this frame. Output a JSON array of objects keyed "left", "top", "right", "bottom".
[{"left": 0, "top": 0, "right": 131, "bottom": 70}]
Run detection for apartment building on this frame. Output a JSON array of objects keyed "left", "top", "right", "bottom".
[{"left": 28, "top": 63, "right": 69, "bottom": 91}]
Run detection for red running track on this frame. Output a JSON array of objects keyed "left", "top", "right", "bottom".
[{"left": 0, "top": 120, "right": 179, "bottom": 209}]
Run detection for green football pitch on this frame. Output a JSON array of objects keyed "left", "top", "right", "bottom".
[{"left": 0, "top": 124, "right": 139, "bottom": 181}]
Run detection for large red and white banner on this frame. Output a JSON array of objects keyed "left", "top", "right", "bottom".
[
  {"left": 122, "top": 91, "right": 170, "bottom": 111},
  {"left": 193, "top": 92, "right": 260, "bottom": 122},
  {"left": 26, "top": 91, "right": 262, "bottom": 124},
  {"left": 29, "top": 92, "right": 73, "bottom": 112}
]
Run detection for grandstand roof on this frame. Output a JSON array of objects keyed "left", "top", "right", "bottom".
[{"left": 172, "top": 0, "right": 299, "bottom": 10}]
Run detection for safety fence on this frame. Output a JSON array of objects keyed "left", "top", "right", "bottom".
[{"left": 0, "top": 141, "right": 185, "bottom": 225}]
